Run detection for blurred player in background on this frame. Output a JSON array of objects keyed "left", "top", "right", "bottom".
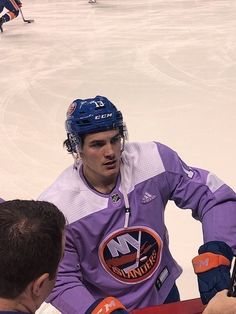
[
  {"left": 39, "top": 95, "right": 236, "bottom": 314},
  {"left": 0, "top": 0, "right": 22, "bottom": 32}
]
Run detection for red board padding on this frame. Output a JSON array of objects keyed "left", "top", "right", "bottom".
[{"left": 131, "top": 298, "right": 206, "bottom": 314}]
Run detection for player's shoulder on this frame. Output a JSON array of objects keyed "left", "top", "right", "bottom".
[
  {"left": 123, "top": 141, "right": 180, "bottom": 175},
  {"left": 38, "top": 164, "right": 80, "bottom": 200},
  {"left": 124, "top": 140, "right": 158, "bottom": 153},
  {"left": 123, "top": 141, "right": 173, "bottom": 161},
  {"left": 122, "top": 141, "right": 165, "bottom": 175}
]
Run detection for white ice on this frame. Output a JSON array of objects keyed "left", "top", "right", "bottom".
[{"left": 0, "top": 0, "right": 236, "bottom": 312}]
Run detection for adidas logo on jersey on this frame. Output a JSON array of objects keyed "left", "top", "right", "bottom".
[{"left": 141, "top": 192, "right": 157, "bottom": 204}]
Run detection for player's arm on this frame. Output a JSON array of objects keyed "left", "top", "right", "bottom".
[
  {"left": 157, "top": 143, "right": 236, "bottom": 303},
  {"left": 47, "top": 226, "right": 96, "bottom": 313},
  {"left": 47, "top": 226, "right": 128, "bottom": 314},
  {"left": 157, "top": 142, "right": 236, "bottom": 249}
]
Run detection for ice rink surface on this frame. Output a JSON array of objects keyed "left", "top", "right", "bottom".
[{"left": 0, "top": 0, "right": 236, "bottom": 312}]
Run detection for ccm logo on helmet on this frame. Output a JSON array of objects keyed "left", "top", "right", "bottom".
[{"left": 95, "top": 113, "right": 113, "bottom": 120}]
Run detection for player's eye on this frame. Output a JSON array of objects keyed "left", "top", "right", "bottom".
[
  {"left": 111, "top": 135, "right": 121, "bottom": 144},
  {"left": 90, "top": 142, "right": 104, "bottom": 148}
]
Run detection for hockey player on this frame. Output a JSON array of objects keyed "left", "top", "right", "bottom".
[
  {"left": 0, "top": 200, "right": 66, "bottom": 314},
  {"left": 0, "top": 0, "right": 22, "bottom": 32},
  {"left": 39, "top": 95, "right": 236, "bottom": 313}
]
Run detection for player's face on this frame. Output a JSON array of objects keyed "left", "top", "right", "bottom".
[{"left": 80, "top": 129, "right": 123, "bottom": 185}]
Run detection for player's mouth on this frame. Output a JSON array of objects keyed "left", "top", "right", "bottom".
[{"left": 103, "top": 160, "right": 117, "bottom": 169}]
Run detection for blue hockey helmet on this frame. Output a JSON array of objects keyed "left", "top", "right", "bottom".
[
  {"left": 65, "top": 96, "right": 124, "bottom": 136},
  {"left": 65, "top": 96, "right": 126, "bottom": 153}
]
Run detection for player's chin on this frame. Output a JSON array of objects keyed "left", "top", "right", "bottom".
[{"left": 103, "top": 164, "right": 119, "bottom": 176}]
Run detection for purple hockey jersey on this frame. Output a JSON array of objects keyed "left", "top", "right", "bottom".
[{"left": 38, "top": 142, "right": 236, "bottom": 313}]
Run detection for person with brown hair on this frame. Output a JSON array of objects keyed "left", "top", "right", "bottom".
[{"left": 0, "top": 199, "right": 66, "bottom": 314}]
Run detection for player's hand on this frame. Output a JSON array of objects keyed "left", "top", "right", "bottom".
[
  {"left": 192, "top": 241, "right": 233, "bottom": 305},
  {"left": 85, "top": 296, "right": 128, "bottom": 314},
  {"left": 202, "top": 290, "right": 236, "bottom": 314}
]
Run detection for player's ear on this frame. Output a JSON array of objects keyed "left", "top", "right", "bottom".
[{"left": 32, "top": 273, "right": 49, "bottom": 296}]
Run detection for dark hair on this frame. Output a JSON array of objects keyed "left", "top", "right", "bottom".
[
  {"left": 63, "top": 134, "right": 85, "bottom": 154},
  {"left": 0, "top": 200, "right": 66, "bottom": 299}
]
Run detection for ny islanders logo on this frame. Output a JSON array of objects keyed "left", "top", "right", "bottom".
[
  {"left": 66, "top": 102, "right": 77, "bottom": 117},
  {"left": 99, "top": 227, "right": 163, "bottom": 284}
]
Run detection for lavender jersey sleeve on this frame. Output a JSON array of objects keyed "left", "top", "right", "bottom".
[
  {"left": 157, "top": 142, "right": 236, "bottom": 252},
  {"left": 46, "top": 225, "right": 95, "bottom": 314}
]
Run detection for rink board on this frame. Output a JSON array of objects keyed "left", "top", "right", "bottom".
[{"left": 131, "top": 298, "right": 206, "bottom": 314}]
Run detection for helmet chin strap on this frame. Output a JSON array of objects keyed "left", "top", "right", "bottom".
[
  {"left": 120, "top": 161, "right": 131, "bottom": 229},
  {"left": 120, "top": 135, "right": 125, "bottom": 153},
  {"left": 72, "top": 149, "right": 81, "bottom": 170}
]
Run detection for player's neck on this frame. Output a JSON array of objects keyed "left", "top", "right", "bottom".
[
  {"left": 0, "top": 297, "right": 34, "bottom": 313},
  {"left": 82, "top": 167, "right": 118, "bottom": 194}
]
